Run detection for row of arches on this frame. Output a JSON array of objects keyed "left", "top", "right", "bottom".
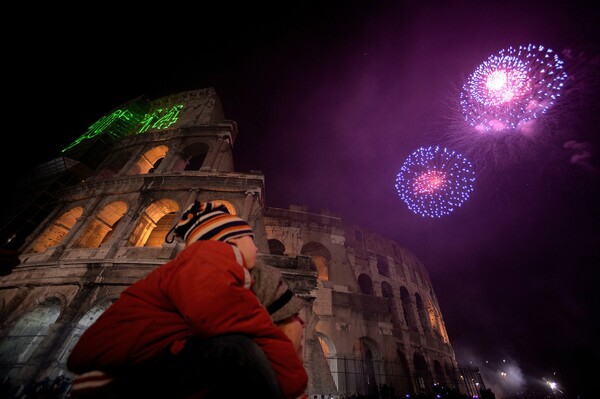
[
  {"left": 96, "top": 138, "right": 221, "bottom": 180},
  {"left": 268, "top": 234, "right": 453, "bottom": 395},
  {"left": 355, "top": 228, "right": 431, "bottom": 289},
  {"left": 316, "top": 332, "right": 456, "bottom": 396},
  {"left": 26, "top": 135, "right": 235, "bottom": 256},
  {"left": 29, "top": 198, "right": 178, "bottom": 254},
  {"left": 358, "top": 273, "right": 448, "bottom": 341},
  {"left": 267, "top": 237, "right": 448, "bottom": 341},
  {"left": 28, "top": 198, "right": 242, "bottom": 255}
]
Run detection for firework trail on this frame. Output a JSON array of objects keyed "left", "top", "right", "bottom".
[
  {"left": 460, "top": 44, "right": 567, "bottom": 133},
  {"left": 395, "top": 146, "right": 476, "bottom": 218}
]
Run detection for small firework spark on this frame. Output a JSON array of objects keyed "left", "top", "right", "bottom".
[
  {"left": 460, "top": 44, "right": 567, "bottom": 132},
  {"left": 395, "top": 146, "right": 476, "bottom": 218}
]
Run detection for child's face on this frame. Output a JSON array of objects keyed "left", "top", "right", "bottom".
[{"left": 229, "top": 235, "right": 258, "bottom": 269}]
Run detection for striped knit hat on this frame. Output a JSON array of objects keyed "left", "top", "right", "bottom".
[{"left": 167, "top": 201, "right": 254, "bottom": 246}]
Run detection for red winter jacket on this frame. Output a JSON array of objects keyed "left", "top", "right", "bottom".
[{"left": 67, "top": 240, "right": 307, "bottom": 398}]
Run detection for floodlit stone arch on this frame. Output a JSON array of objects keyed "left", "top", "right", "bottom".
[
  {"left": 129, "top": 198, "right": 180, "bottom": 247},
  {"left": 75, "top": 201, "right": 128, "bottom": 248},
  {"left": 301, "top": 242, "right": 331, "bottom": 282},
  {"left": 316, "top": 331, "right": 339, "bottom": 390},
  {"left": 317, "top": 331, "right": 337, "bottom": 359},
  {"left": 427, "top": 299, "right": 449, "bottom": 343},
  {"left": 128, "top": 145, "right": 169, "bottom": 175},
  {"left": 31, "top": 207, "right": 83, "bottom": 253}
]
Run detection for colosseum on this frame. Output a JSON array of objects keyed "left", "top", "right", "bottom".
[{"left": 0, "top": 88, "right": 477, "bottom": 398}]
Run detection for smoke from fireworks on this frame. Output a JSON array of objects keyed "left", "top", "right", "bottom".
[
  {"left": 460, "top": 44, "right": 567, "bottom": 133},
  {"left": 395, "top": 146, "right": 476, "bottom": 218}
]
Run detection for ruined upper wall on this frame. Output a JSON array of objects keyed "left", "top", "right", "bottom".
[{"left": 148, "top": 87, "right": 226, "bottom": 128}]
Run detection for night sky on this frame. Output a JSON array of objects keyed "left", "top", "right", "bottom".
[{"left": 8, "top": 1, "right": 599, "bottom": 397}]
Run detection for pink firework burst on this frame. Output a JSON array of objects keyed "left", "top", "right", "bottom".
[{"left": 460, "top": 44, "right": 567, "bottom": 132}]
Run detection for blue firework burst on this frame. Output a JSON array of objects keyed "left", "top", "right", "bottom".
[{"left": 395, "top": 146, "right": 476, "bottom": 218}]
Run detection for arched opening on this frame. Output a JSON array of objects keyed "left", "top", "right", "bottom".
[
  {"left": 395, "top": 348, "right": 414, "bottom": 396},
  {"left": 400, "top": 286, "right": 417, "bottom": 328},
  {"left": 182, "top": 142, "right": 210, "bottom": 171},
  {"left": 129, "top": 199, "right": 180, "bottom": 247},
  {"left": 415, "top": 293, "right": 430, "bottom": 332},
  {"left": 433, "top": 360, "right": 446, "bottom": 386},
  {"left": 75, "top": 201, "right": 128, "bottom": 248},
  {"left": 316, "top": 332, "right": 339, "bottom": 389},
  {"left": 413, "top": 353, "right": 433, "bottom": 395},
  {"left": 300, "top": 242, "right": 331, "bottom": 282},
  {"left": 31, "top": 207, "right": 83, "bottom": 253},
  {"left": 352, "top": 337, "right": 381, "bottom": 397},
  {"left": 357, "top": 274, "right": 374, "bottom": 295},
  {"left": 127, "top": 145, "right": 169, "bottom": 175}
]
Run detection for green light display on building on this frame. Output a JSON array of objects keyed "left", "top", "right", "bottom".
[
  {"left": 136, "top": 104, "right": 183, "bottom": 134},
  {"left": 62, "top": 108, "right": 144, "bottom": 153},
  {"left": 61, "top": 102, "right": 184, "bottom": 153}
]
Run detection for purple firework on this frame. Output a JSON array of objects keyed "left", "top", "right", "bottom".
[
  {"left": 460, "top": 44, "right": 567, "bottom": 132},
  {"left": 395, "top": 146, "right": 475, "bottom": 218}
]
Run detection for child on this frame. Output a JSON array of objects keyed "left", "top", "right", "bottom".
[{"left": 68, "top": 201, "right": 308, "bottom": 398}]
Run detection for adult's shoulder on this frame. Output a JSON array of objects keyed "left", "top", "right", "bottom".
[{"left": 251, "top": 262, "right": 305, "bottom": 322}]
